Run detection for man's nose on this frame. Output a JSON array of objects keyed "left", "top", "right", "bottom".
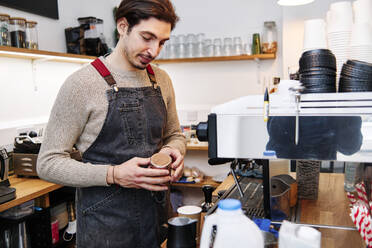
[{"left": 148, "top": 42, "right": 160, "bottom": 57}]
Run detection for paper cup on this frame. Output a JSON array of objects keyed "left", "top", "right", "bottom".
[
  {"left": 303, "top": 19, "right": 327, "bottom": 51},
  {"left": 150, "top": 153, "right": 172, "bottom": 169},
  {"left": 328, "top": 1, "right": 353, "bottom": 32},
  {"left": 177, "top": 205, "right": 202, "bottom": 241},
  {"left": 350, "top": 23, "right": 372, "bottom": 46}
]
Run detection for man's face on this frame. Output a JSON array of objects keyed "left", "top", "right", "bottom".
[{"left": 118, "top": 17, "right": 171, "bottom": 70}]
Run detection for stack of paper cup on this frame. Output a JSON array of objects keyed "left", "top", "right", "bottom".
[
  {"left": 327, "top": 1, "right": 354, "bottom": 88},
  {"left": 349, "top": 23, "right": 372, "bottom": 63},
  {"left": 350, "top": 0, "right": 372, "bottom": 63},
  {"left": 303, "top": 19, "right": 327, "bottom": 52},
  {"left": 353, "top": 0, "right": 372, "bottom": 25}
]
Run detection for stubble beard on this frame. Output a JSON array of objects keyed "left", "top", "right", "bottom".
[{"left": 122, "top": 44, "right": 147, "bottom": 70}]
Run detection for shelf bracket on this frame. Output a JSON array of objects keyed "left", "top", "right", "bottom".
[
  {"left": 255, "top": 57, "right": 261, "bottom": 86},
  {"left": 31, "top": 58, "right": 52, "bottom": 91}
]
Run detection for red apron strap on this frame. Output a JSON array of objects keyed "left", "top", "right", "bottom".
[
  {"left": 91, "top": 58, "right": 118, "bottom": 91},
  {"left": 91, "top": 59, "right": 157, "bottom": 90},
  {"left": 146, "top": 64, "right": 158, "bottom": 89}
]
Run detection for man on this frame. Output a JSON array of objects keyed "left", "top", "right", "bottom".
[{"left": 37, "top": 0, "right": 186, "bottom": 247}]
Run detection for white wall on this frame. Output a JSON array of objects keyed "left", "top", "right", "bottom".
[{"left": 0, "top": 0, "right": 118, "bottom": 52}]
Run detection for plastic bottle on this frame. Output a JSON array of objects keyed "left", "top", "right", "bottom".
[
  {"left": 200, "top": 199, "right": 264, "bottom": 248},
  {"left": 279, "top": 221, "right": 321, "bottom": 248}
]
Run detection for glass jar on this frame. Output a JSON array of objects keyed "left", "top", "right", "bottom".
[
  {"left": 78, "top": 16, "right": 99, "bottom": 56},
  {"left": 262, "top": 21, "right": 278, "bottom": 54},
  {"left": 78, "top": 16, "right": 98, "bottom": 39},
  {"left": 9, "top": 17, "right": 26, "bottom": 48},
  {"left": 96, "top": 18, "right": 104, "bottom": 40},
  {"left": 25, "top": 20, "right": 38, "bottom": 49},
  {"left": 0, "top": 14, "right": 11, "bottom": 46}
]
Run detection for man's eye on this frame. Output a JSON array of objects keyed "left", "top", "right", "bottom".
[{"left": 142, "top": 36, "right": 151, "bottom": 41}]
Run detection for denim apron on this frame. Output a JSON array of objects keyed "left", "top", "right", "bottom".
[{"left": 76, "top": 58, "right": 167, "bottom": 248}]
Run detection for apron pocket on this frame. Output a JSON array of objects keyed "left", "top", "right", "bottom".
[
  {"left": 118, "top": 100, "right": 146, "bottom": 146},
  {"left": 82, "top": 186, "right": 122, "bottom": 215}
]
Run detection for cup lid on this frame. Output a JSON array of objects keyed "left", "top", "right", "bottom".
[
  {"left": 9, "top": 17, "right": 26, "bottom": 22},
  {"left": 264, "top": 21, "right": 276, "bottom": 27}
]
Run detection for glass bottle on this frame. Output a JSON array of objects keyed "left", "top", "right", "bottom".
[
  {"left": 251, "top": 33, "right": 261, "bottom": 55},
  {"left": 9, "top": 17, "right": 26, "bottom": 48},
  {"left": 0, "top": 14, "right": 11, "bottom": 46},
  {"left": 25, "top": 20, "right": 38, "bottom": 49},
  {"left": 262, "top": 21, "right": 278, "bottom": 54},
  {"left": 344, "top": 162, "right": 363, "bottom": 192}
]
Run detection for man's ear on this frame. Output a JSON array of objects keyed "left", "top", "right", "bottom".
[{"left": 117, "top": 17, "right": 129, "bottom": 36}]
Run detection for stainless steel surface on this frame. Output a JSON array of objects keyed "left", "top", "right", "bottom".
[
  {"left": 271, "top": 221, "right": 357, "bottom": 231},
  {"left": 231, "top": 161, "right": 244, "bottom": 198},
  {"left": 211, "top": 92, "right": 372, "bottom": 162},
  {"left": 270, "top": 177, "right": 291, "bottom": 221},
  {"left": 209, "top": 176, "right": 266, "bottom": 219}
]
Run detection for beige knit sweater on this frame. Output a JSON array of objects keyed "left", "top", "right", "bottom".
[{"left": 36, "top": 57, "right": 186, "bottom": 187}]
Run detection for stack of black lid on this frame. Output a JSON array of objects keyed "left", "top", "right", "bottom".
[
  {"left": 299, "top": 49, "right": 337, "bottom": 94},
  {"left": 339, "top": 60, "right": 372, "bottom": 92}
]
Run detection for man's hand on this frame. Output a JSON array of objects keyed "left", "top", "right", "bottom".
[
  {"left": 109, "top": 157, "right": 170, "bottom": 191},
  {"left": 159, "top": 147, "right": 184, "bottom": 182}
]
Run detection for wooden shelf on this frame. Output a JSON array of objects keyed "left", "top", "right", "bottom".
[
  {"left": 154, "top": 53, "right": 276, "bottom": 64},
  {"left": 0, "top": 46, "right": 275, "bottom": 65},
  {"left": 171, "top": 176, "right": 220, "bottom": 189},
  {"left": 0, "top": 175, "right": 63, "bottom": 212},
  {"left": 0, "top": 46, "right": 96, "bottom": 64},
  {"left": 186, "top": 142, "right": 208, "bottom": 151}
]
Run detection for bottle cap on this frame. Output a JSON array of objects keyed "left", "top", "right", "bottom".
[
  {"left": 218, "top": 199, "right": 241, "bottom": 211},
  {"left": 263, "top": 150, "right": 276, "bottom": 156}
]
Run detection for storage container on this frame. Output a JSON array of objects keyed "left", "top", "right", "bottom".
[
  {"left": 9, "top": 17, "right": 26, "bottom": 48},
  {"left": 25, "top": 20, "right": 38, "bottom": 49},
  {"left": 0, "top": 14, "right": 11, "bottom": 46}
]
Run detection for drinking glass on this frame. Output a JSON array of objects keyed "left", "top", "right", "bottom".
[
  {"left": 233, "top": 37, "right": 243, "bottom": 55},
  {"left": 213, "top": 38, "right": 222, "bottom": 57}
]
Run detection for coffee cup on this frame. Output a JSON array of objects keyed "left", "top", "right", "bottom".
[
  {"left": 177, "top": 205, "right": 202, "bottom": 242},
  {"left": 150, "top": 153, "right": 172, "bottom": 169}
]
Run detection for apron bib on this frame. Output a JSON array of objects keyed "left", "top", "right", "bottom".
[{"left": 76, "top": 58, "right": 167, "bottom": 248}]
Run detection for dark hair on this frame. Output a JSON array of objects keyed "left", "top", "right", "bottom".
[{"left": 115, "top": 0, "right": 179, "bottom": 31}]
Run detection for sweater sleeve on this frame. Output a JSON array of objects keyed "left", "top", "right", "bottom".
[
  {"left": 159, "top": 71, "right": 187, "bottom": 155},
  {"left": 36, "top": 73, "right": 110, "bottom": 187}
]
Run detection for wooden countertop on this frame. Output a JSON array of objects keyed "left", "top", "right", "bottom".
[
  {"left": 213, "top": 173, "right": 365, "bottom": 248},
  {"left": 0, "top": 175, "right": 63, "bottom": 212}
]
